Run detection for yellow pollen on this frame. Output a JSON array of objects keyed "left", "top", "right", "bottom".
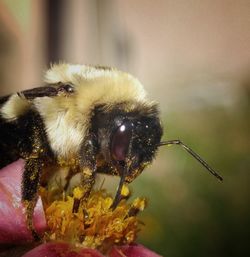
[
  {"left": 41, "top": 185, "right": 146, "bottom": 253},
  {"left": 121, "top": 184, "right": 130, "bottom": 197}
]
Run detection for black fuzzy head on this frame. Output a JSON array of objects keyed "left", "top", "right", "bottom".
[{"left": 91, "top": 102, "right": 163, "bottom": 183}]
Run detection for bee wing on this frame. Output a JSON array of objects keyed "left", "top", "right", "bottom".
[
  {"left": 0, "top": 86, "right": 59, "bottom": 106},
  {"left": 0, "top": 95, "right": 11, "bottom": 106},
  {"left": 18, "top": 86, "right": 58, "bottom": 100}
]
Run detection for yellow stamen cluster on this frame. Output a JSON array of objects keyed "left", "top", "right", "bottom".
[{"left": 41, "top": 185, "right": 146, "bottom": 252}]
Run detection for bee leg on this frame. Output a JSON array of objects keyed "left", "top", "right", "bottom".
[
  {"left": 22, "top": 158, "right": 42, "bottom": 241},
  {"left": 63, "top": 168, "right": 77, "bottom": 192},
  {"left": 72, "top": 135, "right": 97, "bottom": 213},
  {"left": 72, "top": 168, "right": 96, "bottom": 213}
]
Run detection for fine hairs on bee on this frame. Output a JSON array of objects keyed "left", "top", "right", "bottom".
[{"left": 0, "top": 63, "right": 222, "bottom": 240}]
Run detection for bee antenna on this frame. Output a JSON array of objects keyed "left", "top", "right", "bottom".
[{"left": 158, "top": 140, "right": 223, "bottom": 181}]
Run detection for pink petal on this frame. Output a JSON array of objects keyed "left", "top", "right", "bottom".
[
  {"left": 109, "top": 244, "right": 162, "bottom": 257},
  {"left": 0, "top": 159, "right": 47, "bottom": 243},
  {"left": 22, "top": 242, "right": 105, "bottom": 257}
]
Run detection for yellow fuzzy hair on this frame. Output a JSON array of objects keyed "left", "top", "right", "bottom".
[
  {"left": 36, "top": 64, "right": 148, "bottom": 159},
  {"left": 0, "top": 64, "right": 148, "bottom": 159},
  {"left": 0, "top": 93, "right": 31, "bottom": 120}
]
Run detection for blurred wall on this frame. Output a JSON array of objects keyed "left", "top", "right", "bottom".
[
  {"left": 0, "top": 0, "right": 46, "bottom": 93},
  {"left": 0, "top": 0, "right": 249, "bottom": 110}
]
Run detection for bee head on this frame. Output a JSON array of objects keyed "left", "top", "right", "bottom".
[
  {"left": 111, "top": 116, "right": 163, "bottom": 183},
  {"left": 91, "top": 102, "right": 163, "bottom": 183}
]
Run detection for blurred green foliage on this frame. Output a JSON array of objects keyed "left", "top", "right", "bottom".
[
  {"left": 2, "top": 0, "right": 30, "bottom": 31},
  {"left": 132, "top": 104, "right": 249, "bottom": 257}
]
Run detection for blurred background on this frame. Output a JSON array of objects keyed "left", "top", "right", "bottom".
[{"left": 0, "top": 0, "right": 249, "bottom": 256}]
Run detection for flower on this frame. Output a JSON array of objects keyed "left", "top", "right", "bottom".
[
  {"left": 22, "top": 242, "right": 161, "bottom": 257},
  {"left": 22, "top": 242, "right": 105, "bottom": 257},
  {"left": 43, "top": 187, "right": 147, "bottom": 251},
  {"left": 0, "top": 160, "right": 162, "bottom": 257},
  {"left": 0, "top": 159, "right": 46, "bottom": 243}
]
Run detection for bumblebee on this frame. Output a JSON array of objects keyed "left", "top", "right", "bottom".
[{"left": 0, "top": 64, "right": 222, "bottom": 239}]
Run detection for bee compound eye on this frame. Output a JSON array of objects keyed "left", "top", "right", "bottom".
[{"left": 111, "top": 122, "right": 132, "bottom": 161}]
